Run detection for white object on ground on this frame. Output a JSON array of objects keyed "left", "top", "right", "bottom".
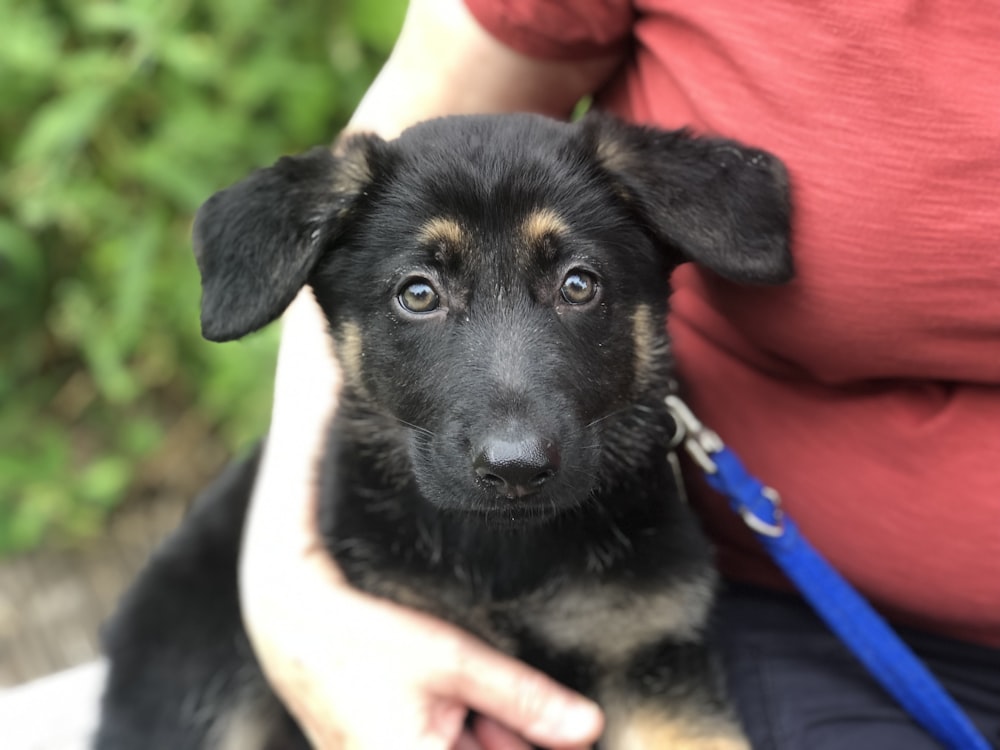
[{"left": 0, "top": 661, "right": 107, "bottom": 750}]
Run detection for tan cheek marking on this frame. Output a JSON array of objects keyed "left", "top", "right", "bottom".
[
  {"left": 605, "top": 706, "right": 750, "bottom": 750},
  {"left": 417, "top": 217, "right": 468, "bottom": 249},
  {"left": 632, "top": 304, "right": 656, "bottom": 391},
  {"left": 336, "top": 320, "right": 366, "bottom": 392}
]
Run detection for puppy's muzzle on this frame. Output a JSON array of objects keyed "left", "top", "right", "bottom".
[{"left": 473, "top": 433, "right": 561, "bottom": 499}]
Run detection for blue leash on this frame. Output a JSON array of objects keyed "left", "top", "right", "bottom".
[{"left": 664, "top": 395, "right": 993, "bottom": 750}]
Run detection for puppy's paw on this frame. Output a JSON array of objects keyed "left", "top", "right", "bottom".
[{"left": 605, "top": 707, "right": 750, "bottom": 750}]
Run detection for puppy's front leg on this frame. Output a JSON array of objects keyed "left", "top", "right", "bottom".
[
  {"left": 598, "top": 640, "right": 749, "bottom": 750},
  {"left": 602, "top": 704, "right": 749, "bottom": 750}
]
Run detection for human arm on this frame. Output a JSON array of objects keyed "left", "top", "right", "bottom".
[{"left": 239, "top": 1, "right": 625, "bottom": 747}]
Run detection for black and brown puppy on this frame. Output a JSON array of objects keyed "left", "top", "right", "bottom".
[{"left": 95, "top": 113, "right": 791, "bottom": 750}]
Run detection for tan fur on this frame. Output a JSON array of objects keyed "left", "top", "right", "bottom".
[
  {"left": 522, "top": 207, "right": 570, "bottom": 243},
  {"left": 604, "top": 705, "right": 750, "bottom": 750},
  {"left": 331, "top": 137, "right": 373, "bottom": 203},
  {"left": 594, "top": 136, "right": 636, "bottom": 204},
  {"left": 215, "top": 712, "right": 269, "bottom": 750},
  {"left": 520, "top": 574, "right": 715, "bottom": 668},
  {"left": 212, "top": 692, "right": 287, "bottom": 750},
  {"left": 335, "top": 320, "right": 366, "bottom": 393},
  {"left": 595, "top": 136, "right": 637, "bottom": 178},
  {"left": 417, "top": 216, "right": 468, "bottom": 248},
  {"left": 631, "top": 305, "right": 659, "bottom": 392}
]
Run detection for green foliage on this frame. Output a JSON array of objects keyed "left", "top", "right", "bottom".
[{"left": 0, "top": 0, "right": 406, "bottom": 553}]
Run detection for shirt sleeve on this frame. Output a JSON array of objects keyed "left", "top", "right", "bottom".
[{"left": 464, "top": 0, "right": 634, "bottom": 61}]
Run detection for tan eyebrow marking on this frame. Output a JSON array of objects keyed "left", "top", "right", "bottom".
[
  {"left": 519, "top": 208, "right": 571, "bottom": 265},
  {"left": 417, "top": 217, "right": 468, "bottom": 247},
  {"left": 522, "top": 208, "right": 570, "bottom": 244}
]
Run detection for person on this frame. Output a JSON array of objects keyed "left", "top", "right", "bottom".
[{"left": 238, "top": 1, "right": 1000, "bottom": 748}]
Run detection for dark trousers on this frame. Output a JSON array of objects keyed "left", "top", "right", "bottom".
[{"left": 712, "top": 584, "right": 1000, "bottom": 750}]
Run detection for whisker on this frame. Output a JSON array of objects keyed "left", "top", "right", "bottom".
[
  {"left": 389, "top": 415, "right": 436, "bottom": 437},
  {"left": 585, "top": 409, "right": 628, "bottom": 429},
  {"left": 585, "top": 402, "right": 655, "bottom": 429}
]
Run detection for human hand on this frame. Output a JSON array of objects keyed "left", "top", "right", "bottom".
[
  {"left": 239, "top": 293, "right": 603, "bottom": 750},
  {"left": 242, "top": 537, "right": 603, "bottom": 750}
]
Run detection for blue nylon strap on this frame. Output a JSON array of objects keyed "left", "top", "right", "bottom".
[{"left": 704, "top": 446, "right": 992, "bottom": 750}]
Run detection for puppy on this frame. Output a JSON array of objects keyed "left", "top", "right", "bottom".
[{"left": 95, "top": 112, "right": 791, "bottom": 749}]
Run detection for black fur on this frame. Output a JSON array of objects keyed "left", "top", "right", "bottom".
[{"left": 96, "top": 113, "right": 791, "bottom": 749}]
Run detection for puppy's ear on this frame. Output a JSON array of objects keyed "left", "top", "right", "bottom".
[
  {"left": 192, "top": 134, "right": 383, "bottom": 342},
  {"left": 582, "top": 113, "right": 793, "bottom": 284}
]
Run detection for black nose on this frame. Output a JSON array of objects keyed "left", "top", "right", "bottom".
[{"left": 473, "top": 435, "right": 561, "bottom": 498}]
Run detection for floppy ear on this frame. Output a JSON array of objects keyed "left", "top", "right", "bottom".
[
  {"left": 192, "top": 134, "right": 383, "bottom": 342},
  {"left": 582, "top": 113, "right": 793, "bottom": 284}
]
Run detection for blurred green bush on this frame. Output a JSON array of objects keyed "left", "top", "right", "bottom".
[{"left": 0, "top": 0, "right": 406, "bottom": 553}]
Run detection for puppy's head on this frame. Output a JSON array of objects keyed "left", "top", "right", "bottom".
[{"left": 194, "top": 113, "right": 791, "bottom": 526}]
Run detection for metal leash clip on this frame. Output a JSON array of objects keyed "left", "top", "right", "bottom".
[
  {"left": 664, "top": 395, "right": 724, "bottom": 474},
  {"left": 665, "top": 394, "right": 785, "bottom": 538}
]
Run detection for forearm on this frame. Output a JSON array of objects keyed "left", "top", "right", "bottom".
[{"left": 348, "top": 0, "right": 623, "bottom": 137}]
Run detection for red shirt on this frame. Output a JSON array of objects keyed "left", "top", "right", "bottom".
[{"left": 466, "top": 0, "right": 1000, "bottom": 646}]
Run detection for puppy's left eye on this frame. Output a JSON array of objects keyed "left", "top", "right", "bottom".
[
  {"left": 398, "top": 279, "right": 440, "bottom": 314},
  {"left": 560, "top": 270, "right": 599, "bottom": 305}
]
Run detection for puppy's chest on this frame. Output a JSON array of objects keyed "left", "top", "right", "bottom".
[
  {"left": 325, "top": 448, "right": 716, "bottom": 674},
  {"left": 346, "top": 553, "right": 715, "bottom": 674}
]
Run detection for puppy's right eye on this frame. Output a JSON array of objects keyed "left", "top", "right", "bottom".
[
  {"left": 398, "top": 279, "right": 440, "bottom": 314},
  {"left": 560, "top": 270, "right": 599, "bottom": 305}
]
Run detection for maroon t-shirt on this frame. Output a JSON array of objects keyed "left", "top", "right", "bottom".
[{"left": 466, "top": 0, "right": 1000, "bottom": 646}]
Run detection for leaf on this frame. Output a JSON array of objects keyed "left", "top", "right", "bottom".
[
  {"left": 0, "top": 219, "right": 45, "bottom": 302},
  {"left": 159, "top": 33, "right": 220, "bottom": 83},
  {"left": 56, "top": 48, "right": 132, "bottom": 90},
  {"left": 0, "top": 7, "right": 65, "bottom": 77},
  {"left": 15, "top": 87, "right": 112, "bottom": 162},
  {"left": 348, "top": 0, "right": 407, "bottom": 52},
  {"left": 79, "top": 456, "right": 132, "bottom": 506},
  {"left": 49, "top": 281, "right": 138, "bottom": 403},
  {"left": 77, "top": 2, "right": 148, "bottom": 36},
  {"left": 111, "top": 214, "right": 165, "bottom": 352}
]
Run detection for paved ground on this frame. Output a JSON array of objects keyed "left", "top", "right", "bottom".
[{"left": 0, "top": 493, "right": 187, "bottom": 687}]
